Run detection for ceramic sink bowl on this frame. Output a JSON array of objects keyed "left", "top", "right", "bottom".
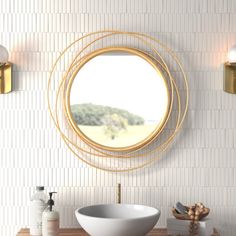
[{"left": 75, "top": 204, "right": 160, "bottom": 236}]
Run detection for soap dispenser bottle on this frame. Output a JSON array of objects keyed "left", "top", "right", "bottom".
[{"left": 42, "top": 192, "right": 59, "bottom": 236}]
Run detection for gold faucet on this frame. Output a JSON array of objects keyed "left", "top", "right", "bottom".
[{"left": 117, "top": 183, "right": 121, "bottom": 204}]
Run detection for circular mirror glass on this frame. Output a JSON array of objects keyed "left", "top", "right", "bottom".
[{"left": 67, "top": 48, "right": 170, "bottom": 151}]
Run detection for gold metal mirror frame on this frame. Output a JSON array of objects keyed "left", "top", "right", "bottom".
[
  {"left": 47, "top": 30, "right": 189, "bottom": 172},
  {"left": 65, "top": 47, "right": 171, "bottom": 152}
]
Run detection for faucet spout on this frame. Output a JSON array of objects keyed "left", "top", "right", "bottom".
[{"left": 117, "top": 183, "right": 121, "bottom": 204}]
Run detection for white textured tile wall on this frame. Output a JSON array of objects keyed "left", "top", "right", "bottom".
[{"left": 0, "top": 0, "right": 236, "bottom": 235}]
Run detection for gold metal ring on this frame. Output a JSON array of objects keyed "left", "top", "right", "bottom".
[
  {"left": 47, "top": 30, "right": 188, "bottom": 172},
  {"left": 60, "top": 32, "right": 175, "bottom": 158},
  {"left": 65, "top": 47, "right": 171, "bottom": 152}
]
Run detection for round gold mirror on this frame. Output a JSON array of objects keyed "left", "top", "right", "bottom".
[{"left": 66, "top": 47, "right": 170, "bottom": 152}]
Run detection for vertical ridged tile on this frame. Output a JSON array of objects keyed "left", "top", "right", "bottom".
[{"left": 0, "top": 0, "right": 236, "bottom": 236}]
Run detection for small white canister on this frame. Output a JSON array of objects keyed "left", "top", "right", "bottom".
[{"left": 30, "top": 186, "right": 47, "bottom": 235}]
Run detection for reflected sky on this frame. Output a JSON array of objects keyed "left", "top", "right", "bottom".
[{"left": 70, "top": 53, "right": 168, "bottom": 124}]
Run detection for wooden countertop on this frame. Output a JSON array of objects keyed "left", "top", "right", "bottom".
[{"left": 17, "top": 228, "right": 220, "bottom": 236}]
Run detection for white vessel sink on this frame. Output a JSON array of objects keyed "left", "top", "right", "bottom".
[{"left": 75, "top": 204, "right": 160, "bottom": 236}]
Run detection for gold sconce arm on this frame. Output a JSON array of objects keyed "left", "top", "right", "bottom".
[
  {"left": 223, "top": 62, "right": 236, "bottom": 94},
  {"left": 0, "top": 63, "right": 12, "bottom": 94}
]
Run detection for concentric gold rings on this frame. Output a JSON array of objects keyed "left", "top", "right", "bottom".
[
  {"left": 65, "top": 47, "right": 171, "bottom": 152},
  {"left": 47, "top": 30, "right": 189, "bottom": 172}
]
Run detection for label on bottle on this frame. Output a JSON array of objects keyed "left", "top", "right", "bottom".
[
  {"left": 46, "top": 219, "right": 59, "bottom": 236},
  {"left": 30, "top": 200, "right": 46, "bottom": 235}
]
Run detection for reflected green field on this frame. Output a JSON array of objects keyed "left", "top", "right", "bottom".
[{"left": 78, "top": 124, "right": 157, "bottom": 147}]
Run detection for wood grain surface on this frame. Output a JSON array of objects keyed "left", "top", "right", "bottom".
[{"left": 17, "top": 228, "right": 220, "bottom": 236}]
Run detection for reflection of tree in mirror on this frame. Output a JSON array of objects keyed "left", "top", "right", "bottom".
[
  {"left": 71, "top": 103, "right": 144, "bottom": 126},
  {"left": 71, "top": 103, "right": 145, "bottom": 140},
  {"left": 70, "top": 103, "right": 162, "bottom": 147},
  {"left": 102, "top": 114, "right": 128, "bottom": 140}
]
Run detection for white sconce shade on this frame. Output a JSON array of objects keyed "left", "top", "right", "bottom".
[
  {"left": 0, "top": 45, "right": 9, "bottom": 64},
  {"left": 227, "top": 44, "right": 236, "bottom": 64}
]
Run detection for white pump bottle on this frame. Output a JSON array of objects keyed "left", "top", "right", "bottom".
[{"left": 42, "top": 192, "right": 59, "bottom": 236}]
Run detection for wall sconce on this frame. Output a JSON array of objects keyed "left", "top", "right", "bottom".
[
  {"left": 224, "top": 45, "right": 236, "bottom": 94},
  {"left": 0, "top": 45, "right": 12, "bottom": 94}
]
